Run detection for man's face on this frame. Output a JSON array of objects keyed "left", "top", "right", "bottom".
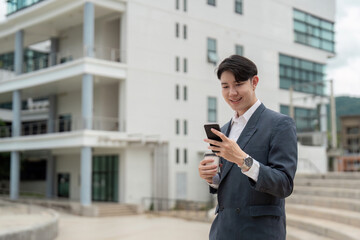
[{"left": 220, "top": 71, "right": 258, "bottom": 116}]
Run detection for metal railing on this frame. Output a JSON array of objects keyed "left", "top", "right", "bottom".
[
  {"left": 0, "top": 46, "right": 126, "bottom": 82},
  {"left": 142, "top": 197, "right": 213, "bottom": 222},
  {"left": 0, "top": 116, "right": 120, "bottom": 138},
  {"left": 6, "top": 0, "right": 45, "bottom": 16}
]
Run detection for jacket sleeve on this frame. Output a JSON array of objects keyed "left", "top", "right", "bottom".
[{"left": 249, "top": 116, "right": 298, "bottom": 198}]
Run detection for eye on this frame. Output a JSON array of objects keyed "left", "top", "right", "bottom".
[{"left": 222, "top": 86, "right": 229, "bottom": 89}]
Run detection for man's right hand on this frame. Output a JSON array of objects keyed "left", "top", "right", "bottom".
[{"left": 198, "top": 159, "right": 218, "bottom": 184}]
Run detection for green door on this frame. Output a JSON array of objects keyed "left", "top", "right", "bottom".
[
  {"left": 92, "top": 155, "right": 119, "bottom": 202},
  {"left": 57, "top": 173, "right": 70, "bottom": 198}
]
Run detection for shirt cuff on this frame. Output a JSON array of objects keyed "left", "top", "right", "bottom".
[
  {"left": 208, "top": 183, "right": 219, "bottom": 189},
  {"left": 241, "top": 159, "right": 260, "bottom": 182}
]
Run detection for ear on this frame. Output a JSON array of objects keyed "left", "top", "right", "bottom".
[{"left": 251, "top": 76, "right": 259, "bottom": 90}]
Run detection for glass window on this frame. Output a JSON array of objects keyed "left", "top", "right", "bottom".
[
  {"left": 184, "top": 149, "right": 187, "bottom": 164},
  {"left": 176, "top": 56, "right": 180, "bottom": 71},
  {"left": 235, "top": 45, "right": 243, "bottom": 56},
  {"left": 208, "top": 0, "right": 216, "bottom": 6},
  {"left": 175, "top": 23, "right": 179, "bottom": 38},
  {"left": 176, "top": 119, "right": 180, "bottom": 134},
  {"left": 176, "top": 0, "right": 179, "bottom": 10},
  {"left": 183, "top": 25, "right": 187, "bottom": 39},
  {"left": 184, "top": 120, "right": 188, "bottom": 135},
  {"left": 176, "top": 85, "right": 180, "bottom": 100},
  {"left": 208, "top": 97, "right": 217, "bottom": 122},
  {"left": 235, "top": 0, "right": 243, "bottom": 14},
  {"left": 279, "top": 54, "right": 325, "bottom": 95},
  {"left": 207, "top": 38, "right": 218, "bottom": 64},
  {"left": 183, "top": 0, "right": 187, "bottom": 11},
  {"left": 176, "top": 148, "right": 180, "bottom": 164},
  {"left": 293, "top": 9, "right": 334, "bottom": 53},
  {"left": 183, "top": 58, "right": 187, "bottom": 73},
  {"left": 183, "top": 86, "right": 187, "bottom": 100}
]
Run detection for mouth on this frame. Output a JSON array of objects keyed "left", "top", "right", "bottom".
[{"left": 229, "top": 97, "right": 242, "bottom": 104}]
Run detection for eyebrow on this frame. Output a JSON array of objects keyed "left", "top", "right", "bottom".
[{"left": 221, "top": 83, "right": 228, "bottom": 85}]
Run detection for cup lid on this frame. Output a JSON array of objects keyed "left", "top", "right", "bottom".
[{"left": 204, "top": 152, "right": 217, "bottom": 157}]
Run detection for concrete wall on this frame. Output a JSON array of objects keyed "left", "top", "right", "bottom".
[
  {"left": 297, "top": 143, "right": 328, "bottom": 173},
  {"left": 56, "top": 154, "right": 81, "bottom": 200}
]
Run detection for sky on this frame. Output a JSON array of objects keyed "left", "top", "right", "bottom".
[{"left": 0, "top": 1, "right": 359, "bottom": 97}]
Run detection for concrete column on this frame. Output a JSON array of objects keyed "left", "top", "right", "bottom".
[
  {"left": 10, "top": 30, "right": 24, "bottom": 200},
  {"left": 120, "top": 12, "right": 127, "bottom": 62},
  {"left": 47, "top": 95, "right": 57, "bottom": 133},
  {"left": 84, "top": 2, "right": 94, "bottom": 57},
  {"left": 82, "top": 74, "right": 93, "bottom": 130},
  {"left": 320, "top": 103, "right": 327, "bottom": 147},
  {"left": 10, "top": 152, "right": 20, "bottom": 200},
  {"left": 81, "top": 147, "right": 92, "bottom": 206},
  {"left": 118, "top": 81, "right": 126, "bottom": 131},
  {"left": 50, "top": 38, "right": 59, "bottom": 66},
  {"left": 46, "top": 155, "right": 55, "bottom": 198}
]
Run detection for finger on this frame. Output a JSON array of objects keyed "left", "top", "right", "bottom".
[
  {"left": 204, "top": 138, "right": 222, "bottom": 146},
  {"left": 211, "top": 128, "right": 228, "bottom": 141},
  {"left": 200, "top": 159, "right": 215, "bottom": 165},
  {"left": 200, "top": 164, "right": 218, "bottom": 171}
]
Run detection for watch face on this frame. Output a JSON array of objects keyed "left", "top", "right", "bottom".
[{"left": 244, "top": 156, "right": 253, "bottom": 167}]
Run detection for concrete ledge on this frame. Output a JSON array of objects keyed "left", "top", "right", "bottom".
[{"left": 0, "top": 201, "right": 59, "bottom": 240}]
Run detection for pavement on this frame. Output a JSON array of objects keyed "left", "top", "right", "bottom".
[{"left": 55, "top": 213, "right": 211, "bottom": 240}]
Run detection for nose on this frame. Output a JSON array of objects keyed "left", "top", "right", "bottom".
[{"left": 229, "top": 87, "right": 238, "bottom": 96}]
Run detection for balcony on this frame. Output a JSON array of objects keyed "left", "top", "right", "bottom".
[
  {"left": 0, "top": 116, "right": 120, "bottom": 138},
  {"left": 6, "top": 0, "right": 45, "bottom": 16},
  {"left": 0, "top": 45, "right": 125, "bottom": 83}
]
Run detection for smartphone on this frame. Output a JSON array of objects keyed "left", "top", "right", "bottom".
[{"left": 204, "top": 123, "right": 222, "bottom": 152}]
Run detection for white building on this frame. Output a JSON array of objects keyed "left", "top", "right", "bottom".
[{"left": 0, "top": 0, "right": 335, "bottom": 210}]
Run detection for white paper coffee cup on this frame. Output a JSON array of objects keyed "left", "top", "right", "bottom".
[{"left": 204, "top": 152, "right": 220, "bottom": 172}]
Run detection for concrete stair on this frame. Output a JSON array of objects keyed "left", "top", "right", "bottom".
[
  {"left": 95, "top": 203, "right": 138, "bottom": 217},
  {"left": 286, "top": 173, "right": 360, "bottom": 240}
]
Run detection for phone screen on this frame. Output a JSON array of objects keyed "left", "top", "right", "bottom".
[{"left": 204, "top": 124, "right": 222, "bottom": 152}]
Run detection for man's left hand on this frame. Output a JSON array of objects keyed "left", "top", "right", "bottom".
[{"left": 204, "top": 128, "right": 247, "bottom": 166}]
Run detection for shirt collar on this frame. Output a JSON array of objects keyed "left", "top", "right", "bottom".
[{"left": 232, "top": 99, "right": 261, "bottom": 124}]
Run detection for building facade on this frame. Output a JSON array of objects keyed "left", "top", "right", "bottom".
[{"left": 0, "top": 0, "right": 335, "bottom": 208}]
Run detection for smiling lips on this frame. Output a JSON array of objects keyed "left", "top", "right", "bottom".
[{"left": 230, "top": 97, "right": 242, "bottom": 104}]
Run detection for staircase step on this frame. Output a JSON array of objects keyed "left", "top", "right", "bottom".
[
  {"left": 287, "top": 194, "right": 360, "bottom": 212},
  {"left": 286, "top": 204, "right": 360, "bottom": 228},
  {"left": 293, "top": 186, "right": 360, "bottom": 199},
  {"left": 286, "top": 226, "right": 333, "bottom": 240},
  {"left": 287, "top": 213, "right": 360, "bottom": 240},
  {"left": 295, "top": 178, "right": 360, "bottom": 189}
]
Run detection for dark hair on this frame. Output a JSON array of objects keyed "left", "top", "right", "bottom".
[{"left": 216, "top": 55, "right": 258, "bottom": 82}]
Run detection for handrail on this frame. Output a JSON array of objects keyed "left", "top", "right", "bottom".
[{"left": 0, "top": 116, "right": 120, "bottom": 138}]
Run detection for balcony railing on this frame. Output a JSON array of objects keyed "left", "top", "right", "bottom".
[
  {"left": 0, "top": 46, "right": 126, "bottom": 82},
  {"left": 0, "top": 116, "right": 120, "bottom": 138},
  {"left": 6, "top": 0, "right": 45, "bottom": 16}
]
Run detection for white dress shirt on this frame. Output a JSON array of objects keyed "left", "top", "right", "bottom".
[{"left": 210, "top": 99, "right": 261, "bottom": 189}]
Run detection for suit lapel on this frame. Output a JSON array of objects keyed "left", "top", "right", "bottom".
[{"left": 220, "top": 104, "right": 266, "bottom": 183}]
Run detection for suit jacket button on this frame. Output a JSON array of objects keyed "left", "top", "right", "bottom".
[{"left": 236, "top": 208, "right": 240, "bottom": 213}]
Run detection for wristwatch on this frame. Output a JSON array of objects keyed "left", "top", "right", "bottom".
[{"left": 240, "top": 154, "right": 253, "bottom": 171}]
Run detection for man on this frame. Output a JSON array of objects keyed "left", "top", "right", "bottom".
[{"left": 198, "top": 55, "right": 297, "bottom": 240}]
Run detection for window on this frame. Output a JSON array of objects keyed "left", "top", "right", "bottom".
[
  {"left": 183, "top": 86, "right": 187, "bottom": 100},
  {"left": 176, "top": 0, "right": 179, "bottom": 9},
  {"left": 59, "top": 114, "right": 72, "bottom": 132},
  {"left": 293, "top": 9, "right": 335, "bottom": 52},
  {"left": 207, "top": 38, "right": 218, "bottom": 64},
  {"left": 279, "top": 54, "right": 325, "bottom": 95},
  {"left": 183, "top": 58, "right": 187, "bottom": 73},
  {"left": 176, "top": 119, "right": 180, "bottom": 134},
  {"left": 235, "top": 45, "right": 243, "bottom": 56},
  {"left": 184, "top": 149, "right": 188, "bottom": 164},
  {"left": 184, "top": 120, "right": 188, "bottom": 135},
  {"left": 208, "top": 97, "right": 217, "bottom": 122},
  {"left": 280, "top": 105, "right": 318, "bottom": 132},
  {"left": 176, "top": 56, "right": 180, "bottom": 71},
  {"left": 207, "top": 0, "right": 216, "bottom": 6},
  {"left": 175, "top": 23, "right": 179, "bottom": 38},
  {"left": 183, "top": 25, "right": 187, "bottom": 39},
  {"left": 176, "top": 85, "right": 180, "bottom": 100},
  {"left": 347, "top": 127, "right": 359, "bottom": 135},
  {"left": 183, "top": 0, "right": 187, "bottom": 11},
  {"left": 176, "top": 148, "right": 180, "bottom": 164},
  {"left": 235, "top": 0, "right": 243, "bottom": 14}
]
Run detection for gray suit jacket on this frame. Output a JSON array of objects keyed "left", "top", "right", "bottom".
[{"left": 209, "top": 103, "right": 297, "bottom": 240}]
